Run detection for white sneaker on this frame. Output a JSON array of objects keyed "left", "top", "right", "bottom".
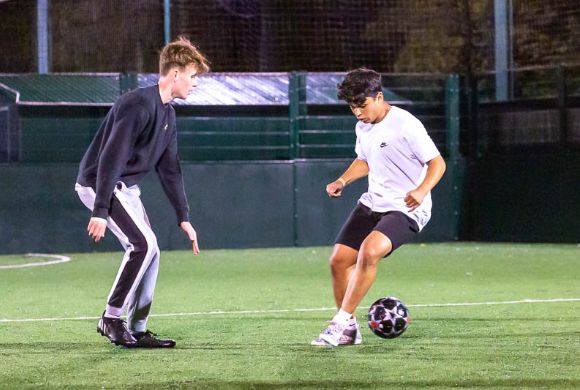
[{"left": 311, "top": 322, "right": 362, "bottom": 346}]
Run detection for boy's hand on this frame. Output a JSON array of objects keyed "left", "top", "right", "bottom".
[
  {"left": 326, "top": 180, "right": 345, "bottom": 198},
  {"left": 180, "top": 221, "right": 200, "bottom": 255},
  {"left": 404, "top": 189, "right": 426, "bottom": 212},
  {"left": 87, "top": 217, "right": 107, "bottom": 242}
]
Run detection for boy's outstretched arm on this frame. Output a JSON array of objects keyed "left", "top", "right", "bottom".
[{"left": 404, "top": 155, "right": 446, "bottom": 211}]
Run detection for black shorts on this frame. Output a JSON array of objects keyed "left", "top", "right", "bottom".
[{"left": 335, "top": 203, "right": 420, "bottom": 255}]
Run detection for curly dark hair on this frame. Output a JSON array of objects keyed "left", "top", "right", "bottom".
[{"left": 337, "top": 68, "right": 382, "bottom": 107}]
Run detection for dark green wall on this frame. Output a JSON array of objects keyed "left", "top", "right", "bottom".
[
  {"left": 3, "top": 154, "right": 577, "bottom": 255},
  {"left": 0, "top": 159, "right": 462, "bottom": 254},
  {"left": 144, "top": 162, "right": 295, "bottom": 250},
  {"left": 470, "top": 151, "right": 580, "bottom": 242}
]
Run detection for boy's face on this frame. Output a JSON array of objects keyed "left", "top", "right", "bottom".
[
  {"left": 171, "top": 64, "right": 199, "bottom": 99},
  {"left": 349, "top": 93, "right": 385, "bottom": 124}
]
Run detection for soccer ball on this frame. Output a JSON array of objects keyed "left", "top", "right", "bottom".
[{"left": 367, "top": 297, "right": 410, "bottom": 339}]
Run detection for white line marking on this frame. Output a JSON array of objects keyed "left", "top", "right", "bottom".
[
  {"left": 0, "top": 298, "right": 579, "bottom": 324},
  {"left": 0, "top": 253, "right": 71, "bottom": 269},
  {"left": 409, "top": 298, "right": 580, "bottom": 307}
]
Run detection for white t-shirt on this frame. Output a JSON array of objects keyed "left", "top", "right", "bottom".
[{"left": 354, "top": 106, "right": 440, "bottom": 231}]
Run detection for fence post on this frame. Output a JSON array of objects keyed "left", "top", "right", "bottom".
[
  {"left": 164, "top": 0, "right": 171, "bottom": 45},
  {"left": 288, "top": 72, "right": 305, "bottom": 160},
  {"left": 37, "top": 0, "right": 51, "bottom": 74},
  {"left": 446, "top": 74, "right": 460, "bottom": 160},
  {"left": 557, "top": 66, "right": 568, "bottom": 149},
  {"left": 465, "top": 74, "right": 480, "bottom": 159},
  {"left": 288, "top": 72, "right": 306, "bottom": 246},
  {"left": 494, "top": 0, "right": 511, "bottom": 101},
  {"left": 445, "top": 74, "right": 463, "bottom": 240}
]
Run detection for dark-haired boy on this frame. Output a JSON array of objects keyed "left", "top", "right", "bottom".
[{"left": 312, "top": 68, "right": 446, "bottom": 347}]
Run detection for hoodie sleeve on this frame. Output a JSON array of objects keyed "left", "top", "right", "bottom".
[{"left": 155, "top": 130, "right": 190, "bottom": 224}]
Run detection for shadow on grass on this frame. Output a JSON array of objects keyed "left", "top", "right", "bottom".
[
  {"left": 402, "top": 330, "right": 580, "bottom": 340},
  {"left": 415, "top": 316, "right": 580, "bottom": 322},
  {"left": 0, "top": 341, "right": 139, "bottom": 354},
  {"left": 119, "top": 378, "right": 580, "bottom": 389}
]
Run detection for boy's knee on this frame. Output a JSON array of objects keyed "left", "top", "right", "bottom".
[
  {"left": 358, "top": 243, "right": 391, "bottom": 268},
  {"left": 329, "top": 252, "right": 354, "bottom": 272},
  {"left": 132, "top": 234, "right": 159, "bottom": 258}
]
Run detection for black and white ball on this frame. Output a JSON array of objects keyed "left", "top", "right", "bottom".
[{"left": 367, "top": 297, "right": 410, "bottom": 339}]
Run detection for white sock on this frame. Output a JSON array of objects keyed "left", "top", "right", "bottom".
[
  {"left": 348, "top": 318, "right": 357, "bottom": 327},
  {"left": 333, "top": 309, "right": 352, "bottom": 325}
]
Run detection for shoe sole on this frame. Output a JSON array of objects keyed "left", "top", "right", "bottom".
[
  {"left": 312, "top": 326, "right": 362, "bottom": 347},
  {"left": 133, "top": 342, "right": 177, "bottom": 349},
  {"left": 311, "top": 338, "right": 362, "bottom": 347},
  {"left": 319, "top": 333, "right": 339, "bottom": 347}
]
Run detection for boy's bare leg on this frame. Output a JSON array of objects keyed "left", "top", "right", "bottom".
[
  {"left": 329, "top": 244, "right": 358, "bottom": 308},
  {"left": 341, "top": 231, "right": 392, "bottom": 314}
]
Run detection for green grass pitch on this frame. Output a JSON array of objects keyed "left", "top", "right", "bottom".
[{"left": 1, "top": 243, "right": 579, "bottom": 388}]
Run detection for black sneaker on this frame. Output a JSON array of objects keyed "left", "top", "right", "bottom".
[
  {"left": 132, "top": 330, "right": 176, "bottom": 348},
  {"left": 97, "top": 312, "right": 137, "bottom": 347}
]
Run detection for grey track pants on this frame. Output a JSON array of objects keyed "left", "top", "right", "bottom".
[{"left": 75, "top": 182, "right": 159, "bottom": 333}]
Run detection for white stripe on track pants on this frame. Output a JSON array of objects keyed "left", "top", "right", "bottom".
[{"left": 75, "top": 181, "right": 159, "bottom": 333}]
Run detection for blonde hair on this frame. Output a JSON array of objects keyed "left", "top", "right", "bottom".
[{"left": 159, "top": 36, "right": 210, "bottom": 76}]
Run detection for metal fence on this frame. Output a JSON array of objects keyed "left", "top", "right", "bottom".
[{"left": 0, "top": 72, "right": 457, "bottom": 162}]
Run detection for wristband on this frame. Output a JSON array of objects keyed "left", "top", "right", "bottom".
[{"left": 337, "top": 177, "right": 347, "bottom": 186}]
